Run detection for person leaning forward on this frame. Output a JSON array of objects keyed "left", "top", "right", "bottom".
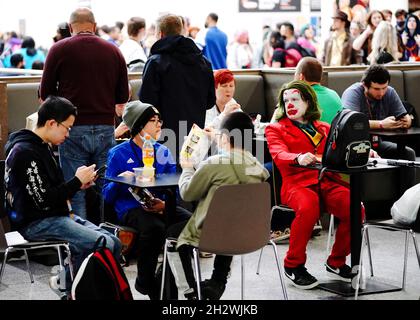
[{"left": 5, "top": 96, "right": 121, "bottom": 299}]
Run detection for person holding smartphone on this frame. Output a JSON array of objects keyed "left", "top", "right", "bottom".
[
  {"left": 102, "top": 101, "right": 191, "bottom": 300},
  {"left": 342, "top": 64, "right": 416, "bottom": 190}
]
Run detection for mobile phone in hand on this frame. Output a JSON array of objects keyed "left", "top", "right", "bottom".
[
  {"left": 140, "top": 188, "right": 155, "bottom": 207},
  {"left": 95, "top": 165, "right": 107, "bottom": 177},
  {"left": 395, "top": 112, "right": 407, "bottom": 121}
]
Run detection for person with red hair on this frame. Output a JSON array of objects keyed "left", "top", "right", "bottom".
[{"left": 204, "top": 69, "right": 242, "bottom": 129}]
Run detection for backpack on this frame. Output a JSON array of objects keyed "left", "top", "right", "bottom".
[
  {"left": 99, "top": 222, "right": 138, "bottom": 266},
  {"left": 322, "top": 109, "right": 371, "bottom": 170},
  {"left": 71, "top": 236, "right": 133, "bottom": 300},
  {"left": 274, "top": 48, "right": 302, "bottom": 67}
]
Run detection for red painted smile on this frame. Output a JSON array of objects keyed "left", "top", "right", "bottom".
[{"left": 288, "top": 110, "right": 298, "bottom": 116}]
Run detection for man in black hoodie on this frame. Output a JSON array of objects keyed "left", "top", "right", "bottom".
[
  {"left": 5, "top": 96, "right": 121, "bottom": 299},
  {"left": 139, "top": 13, "right": 215, "bottom": 161}
]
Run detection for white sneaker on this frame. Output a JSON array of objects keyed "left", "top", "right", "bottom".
[{"left": 49, "top": 275, "right": 68, "bottom": 300}]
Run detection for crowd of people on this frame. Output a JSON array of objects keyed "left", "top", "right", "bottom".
[
  {"left": 2, "top": 5, "right": 420, "bottom": 302},
  {"left": 2, "top": 6, "right": 420, "bottom": 73}
]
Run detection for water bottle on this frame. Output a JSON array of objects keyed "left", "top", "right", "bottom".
[{"left": 142, "top": 135, "right": 155, "bottom": 168}]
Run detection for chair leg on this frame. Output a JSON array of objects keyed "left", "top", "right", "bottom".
[
  {"left": 160, "top": 239, "right": 169, "bottom": 300},
  {"left": 63, "top": 244, "right": 74, "bottom": 281},
  {"left": 241, "top": 255, "right": 245, "bottom": 300},
  {"left": 354, "top": 226, "right": 368, "bottom": 300},
  {"left": 268, "top": 240, "right": 288, "bottom": 300},
  {"left": 402, "top": 230, "right": 409, "bottom": 290},
  {"left": 410, "top": 230, "right": 420, "bottom": 269},
  {"left": 192, "top": 248, "right": 202, "bottom": 300},
  {"left": 256, "top": 247, "right": 264, "bottom": 275},
  {"left": 23, "top": 249, "right": 34, "bottom": 283},
  {"left": 364, "top": 228, "right": 374, "bottom": 277},
  {"left": 0, "top": 249, "right": 10, "bottom": 285},
  {"left": 325, "top": 215, "right": 334, "bottom": 262}
]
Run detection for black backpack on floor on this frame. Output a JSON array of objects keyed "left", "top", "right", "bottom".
[{"left": 322, "top": 109, "right": 371, "bottom": 170}]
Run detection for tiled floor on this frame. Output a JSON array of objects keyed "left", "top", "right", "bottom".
[{"left": 1, "top": 228, "right": 419, "bottom": 301}]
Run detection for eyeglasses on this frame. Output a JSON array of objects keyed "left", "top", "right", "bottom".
[
  {"left": 58, "top": 122, "right": 71, "bottom": 132},
  {"left": 148, "top": 119, "right": 163, "bottom": 126}
]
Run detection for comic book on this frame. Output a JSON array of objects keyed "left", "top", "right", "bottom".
[{"left": 180, "top": 123, "right": 210, "bottom": 165}]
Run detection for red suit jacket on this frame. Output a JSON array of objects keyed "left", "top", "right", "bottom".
[{"left": 265, "top": 117, "right": 344, "bottom": 204}]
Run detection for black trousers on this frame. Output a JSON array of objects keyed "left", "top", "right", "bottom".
[
  {"left": 166, "top": 220, "right": 233, "bottom": 290},
  {"left": 122, "top": 198, "right": 191, "bottom": 292}
]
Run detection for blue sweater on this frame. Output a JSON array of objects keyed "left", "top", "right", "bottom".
[{"left": 102, "top": 139, "right": 176, "bottom": 221}]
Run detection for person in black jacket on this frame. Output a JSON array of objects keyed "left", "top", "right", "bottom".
[
  {"left": 4, "top": 96, "right": 121, "bottom": 299},
  {"left": 139, "top": 13, "right": 216, "bottom": 161}
]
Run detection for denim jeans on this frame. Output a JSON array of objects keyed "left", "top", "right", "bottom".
[
  {"left": 21, "top": 214, "right": 121, "bottom": 291},
  {"left": 59, "top": 125, "right": 115, "bottom": 219}
]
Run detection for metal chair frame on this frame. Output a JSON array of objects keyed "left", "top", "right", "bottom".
[{"left": 160, "top": 183, "right": 288, "bottom": 300}]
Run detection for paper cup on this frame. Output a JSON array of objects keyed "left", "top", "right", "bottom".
[{"left": 133, "top": 167, "right": 144, "bottom": 180}]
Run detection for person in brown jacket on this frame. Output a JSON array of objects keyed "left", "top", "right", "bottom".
[{"left": 323, "top": 10, "right": 362, "bottom": 66}]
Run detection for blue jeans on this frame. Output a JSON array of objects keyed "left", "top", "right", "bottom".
[
  {"left": 59, "top": 125, "right": 115, "bottom": 219},
  {"left": 21, "top": 214, "right": 121, "bottom": 291}
]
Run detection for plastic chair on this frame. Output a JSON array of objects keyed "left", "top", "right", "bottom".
[
  {"left": 0, "top": 160, "right": 74, "bottom": 286},
  {"left": 160, "top": 182, "right": 288, "bottom": 300},
  {"left": 354, "top": 219, "right": 420, "bottom": 299}
]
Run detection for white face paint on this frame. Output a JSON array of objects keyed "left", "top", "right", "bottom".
[{"left": 283, "top": 89, "right": 308, "bottom": 123}]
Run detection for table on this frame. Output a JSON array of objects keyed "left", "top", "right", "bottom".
[
  {"left": 369, "top": 127, "right": 420, "bottom": 154},
  {"left": 293, "top": 162, "right": 400, "bottom": 297},
  {"left": 104, "top": 172, "right": 181, "bottom": 190}
]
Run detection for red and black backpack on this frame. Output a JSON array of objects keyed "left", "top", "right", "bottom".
[{"left": 71, "top": 236, "right": 133, "bottom": 300}]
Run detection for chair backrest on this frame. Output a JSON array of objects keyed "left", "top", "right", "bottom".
[{"left": 198, "top": 182, "right": 271, "bottom": 255}]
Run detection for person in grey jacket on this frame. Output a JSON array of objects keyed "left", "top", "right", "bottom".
[{"left": 167, "top": 112, "right": 269, "bottom": 300}]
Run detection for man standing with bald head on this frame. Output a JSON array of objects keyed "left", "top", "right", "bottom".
[{"left": 40, "top": 7, "right": 129, "bottom": 220}]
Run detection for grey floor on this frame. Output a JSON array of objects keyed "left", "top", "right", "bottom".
[{"left": 1, "top": 227, "right": 419, "bottom": 301}]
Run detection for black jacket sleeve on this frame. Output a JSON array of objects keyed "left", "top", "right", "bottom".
[{"left": 15, "top": 151, "right": 81, "bottom": 214}]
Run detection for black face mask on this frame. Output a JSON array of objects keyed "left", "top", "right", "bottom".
[{"left": 397, "top": 21, "right": 405, "bottom": 28}]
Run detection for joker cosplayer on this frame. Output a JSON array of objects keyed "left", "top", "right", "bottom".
[{"left": 265, "top": 80, "right": 358, "bottom": 290}]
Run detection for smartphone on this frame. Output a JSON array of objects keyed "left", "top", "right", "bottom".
[
  {"left": 395, "top": 112, "right": 407, "bottom": 121},
  {"left": 139, "top": 188, "right": 155, "bottom": 207},
  {"left": 95, "top": 165, "right": 107, "bottom": 177}
]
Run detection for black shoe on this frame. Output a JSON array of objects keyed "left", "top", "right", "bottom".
[
  {"left": 284, "top": 265, "right": 319, "bottom": 290},
  {"left": 325, "top": 263, "right": 353, "bottom": 283},
  {"left": 135, "top": 277, "right": 159, "bottom": 300},
  {"left": 184, "top": 287, "right": 198, "bottom": 300},
  {"left": 311, "top": 220, "right": 322, "bottom": 237},
  {"left": 201, "top": 279, "right": 226, "bottom": 300}
]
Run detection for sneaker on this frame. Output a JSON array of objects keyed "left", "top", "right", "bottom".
[
  {"left": 49, "top": 275, "right": 68, "bottom": 300},
  {"left": 325, "top": 263, "right": 353, "bottom": 282},
  {"left": 270, "top": 228, "right": 291, "bottom": 243},
  {"left": 201, "top": 279, "right": 226, "bottom": 300},
  {"left": 311, "top": 221, "right": 322, "bottom": 237},
  {"left": 284, "top": 265, "right": 319, "bottom": 290}
]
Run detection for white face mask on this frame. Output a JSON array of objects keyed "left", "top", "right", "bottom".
[{"left": 283, "top": 89, "right": 308, "bottom": 123}]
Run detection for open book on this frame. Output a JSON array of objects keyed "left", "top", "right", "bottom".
[{"left": 180, "top": 124, "right": 210, "bottom": 166}]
